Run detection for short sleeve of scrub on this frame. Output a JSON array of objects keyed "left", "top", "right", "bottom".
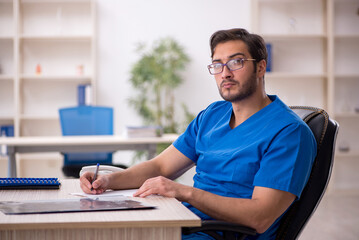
[
  {"left": 253, "top": 122, "right": 316, "bottom": 197},
  {"left": 173, "top": 108, "right": 208, "bottom": 163}
]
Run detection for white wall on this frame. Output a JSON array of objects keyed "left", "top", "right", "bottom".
[{"left": 96, "top": 0, "right": 252, "bottom": 135}]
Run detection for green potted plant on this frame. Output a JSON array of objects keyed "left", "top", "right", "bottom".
[
  {"left": 128, "top": 37, "right": 194, "bottom": 161},
  {"left": 129, "top": 37, "right": 193, "bottom": 134}
]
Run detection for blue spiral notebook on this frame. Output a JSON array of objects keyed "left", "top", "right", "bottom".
[{"left": 0, "top": 178, "right": 61, "bottom": 190}]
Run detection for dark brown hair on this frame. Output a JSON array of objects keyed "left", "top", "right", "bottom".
[{"left": 210, "top": 28, "right": 267, "bottom": 65}]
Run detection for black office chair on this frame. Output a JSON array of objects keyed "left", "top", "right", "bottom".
[{"left": 182, "top": 106, "right": 339, "bottom": 240}]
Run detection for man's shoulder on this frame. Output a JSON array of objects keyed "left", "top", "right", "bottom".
[
  {"left": 267, "top": 96, "right": 308, "bottom": 129},
  {"left": 193, "top": 101, "right": 232, "bottom": 126},
  {"left": 202, "top": 101, "right": 231, "bottom": 114},
  {"left": 208, "top": 100, "right": 231, "bottom": 109}
]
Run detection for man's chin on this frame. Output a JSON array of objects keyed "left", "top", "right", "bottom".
[
  {"left": 220, "top": 91, "right": 249, "bottom": 102},
  {"left": 221, "top": 94, "right": 239, "bottom": 102}
]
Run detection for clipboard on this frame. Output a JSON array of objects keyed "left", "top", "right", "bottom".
[{"left": 0, "top": 197, "right": 155, "bottom": 215}]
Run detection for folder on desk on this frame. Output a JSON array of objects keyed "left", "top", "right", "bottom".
[{"left": 0, "top": 197, "right": 155, "bottom": 215}]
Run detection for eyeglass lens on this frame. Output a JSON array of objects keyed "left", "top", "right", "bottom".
[{"left": 209, "top": 58, "right": 243, "bottom": 75}]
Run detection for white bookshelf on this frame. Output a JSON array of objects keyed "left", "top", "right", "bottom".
[
  {"left": 332, "top": 0, "right": 359, "bottom": 173},
  {"left": 0, "top": 0, "right": 15, "bottom": 127},
  {"left": 252, "top": 0, "right": 329, "bottom": 109},
  {"left": 252, "top": 0, "right": 359, "bottom": 191},
  {"left": 0, "top": 0, "right": 96, "bottom": 137}
]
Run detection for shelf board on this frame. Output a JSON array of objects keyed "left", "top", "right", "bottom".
[
  {"left": 335, "top": 74, "right": 359, "bottom": 79},
  {"left": 0, "top": 116, "right": 14, "bottom": 121},
  {"left": 336, "top": 151, "right": 359, "bottom": 158},
  {"left": 265, "top": 72, "right": 327, "bottom": 79},
  {"left": 335, "top": 35, "right": 359, "bottom": 40},
  {"left": 0, "top": 36, "right": 13, "bottom": 40},
  {"left": 334, "top": 112, "right": 359, "bottom": 118},
  {"left": 20, "top": 35, "right": 92, "bottom": 41},
  {"left": 20, "top": 75, "right": 92, "bottom": 82},
  {"left": 262, "top": 34, "right": 327, "bottom": 41},
  {"left": 20, "top": 115, "right": 58, "bottom": 121},
  {"left": 0, "top": 75, "right": 14, "bottom": 81},
  {"left": 21, "top": 0, "right": 92, "bottom": 4},
  {"left": 258, "top": 0, "right": 317, "bottom": 2}
]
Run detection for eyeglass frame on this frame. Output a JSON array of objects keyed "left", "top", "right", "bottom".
[{"left": 207, "top": 58, "right": 257, "bottom": 75}]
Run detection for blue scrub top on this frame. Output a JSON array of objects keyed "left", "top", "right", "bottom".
[{"left": 174, "top": 95, "right": 316, "bottom": 240}]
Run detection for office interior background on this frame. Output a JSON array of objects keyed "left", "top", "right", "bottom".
[{"left": 0, "top": 0, "right": 358, "bottom": 238}]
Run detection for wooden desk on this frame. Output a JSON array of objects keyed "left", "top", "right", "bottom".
[
  {"left": 0, "top": 134, "right": 179, "bottom": 177},
  {"left": 0, "top": 179, "right": 200, "bottom": 240}
]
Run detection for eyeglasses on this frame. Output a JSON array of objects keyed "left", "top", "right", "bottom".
[{"left": 207, "top": 58, "right": 256, "bottom": 75}]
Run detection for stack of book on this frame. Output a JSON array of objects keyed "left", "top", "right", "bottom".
[{"left": 125, "top": 126, "right": 163, "bottom": 138}]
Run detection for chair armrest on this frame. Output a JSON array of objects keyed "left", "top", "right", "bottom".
[{"left": 182, "top": 220, "right": 257, "bottom": 240}]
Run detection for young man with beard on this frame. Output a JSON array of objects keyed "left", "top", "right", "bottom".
[{"left": 80, "top": 28, "right": 316, "bottom": 240}]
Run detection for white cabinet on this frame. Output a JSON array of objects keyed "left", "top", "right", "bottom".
[
  {"left": 0, "top": 1, "right": 15, "bottom": 129},
  {"left": 252, "top": 0, "right": 359, "bottom": 191},
  {"left": 0, "top": 0, "right": 96, "bottom": 137},
  {"left": 252, "top": 0, "right": 329, "bottom": 109},
  {"left": 332, "top": 0, "right": 359, "bottom": 191}
]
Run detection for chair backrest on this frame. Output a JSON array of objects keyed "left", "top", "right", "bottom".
[
  {"left": 276, "top": 106, "right": 339, "bottom": 240},
  {"left": 59, "top": 106, "right": 114, "bottom": 166},
  {"left": 59, "top": 106, "right": 113, "bottom": 136}
]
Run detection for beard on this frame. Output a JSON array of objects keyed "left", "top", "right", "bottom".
[{"left": 218, "top": 73, "right": 257, "bottom": 102}]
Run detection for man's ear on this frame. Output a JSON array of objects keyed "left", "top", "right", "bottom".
[{"left": 257, "top": 59, "right": 266, "bottom": 78}]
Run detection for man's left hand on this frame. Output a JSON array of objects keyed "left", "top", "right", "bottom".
[{"left": 133, "top": 176, "right": 191, "bottom": 201}]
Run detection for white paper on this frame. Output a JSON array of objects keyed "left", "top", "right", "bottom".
[{"left": 70, "top": 189, "right": 138, "bottom": 198}]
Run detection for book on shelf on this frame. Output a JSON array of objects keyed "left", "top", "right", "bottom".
[
  {"left": 77, "top": 84, "right": 92, "bottom": 106},
  {"left": 0, "top": 125, "right": 14, "bottom": 137},
  {"left": 0, "top": 125, "right": 14, "bottom": 156},
  {"left": 125, "top": 126, "right": 163, "bottom": 138},
  {"left": 266, "top": 43, "right": 272, "bottom": 72}
]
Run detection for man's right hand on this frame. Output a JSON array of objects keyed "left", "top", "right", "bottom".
[{"left": 79, "top": 171, "right": 110, "bottom": 194}]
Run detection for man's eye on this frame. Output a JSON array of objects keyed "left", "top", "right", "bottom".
[
  {"left": 213, "top": 64, "right": 222, "bottom": 69},
  {"left": 232, "top": 59, "right": 242, "bottom": 65}
]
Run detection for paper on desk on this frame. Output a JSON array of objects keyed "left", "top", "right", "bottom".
[{"left": 70, "top": 189, "right": 138, "bottom": 198}]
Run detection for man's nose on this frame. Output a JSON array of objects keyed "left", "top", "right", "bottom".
[{"left": 221, "top": 65, "right": 233, "bottom": 79}]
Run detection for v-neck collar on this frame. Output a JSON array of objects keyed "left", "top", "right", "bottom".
[{"left": 227, "top": 95, "right": 277, "bottom": 130}]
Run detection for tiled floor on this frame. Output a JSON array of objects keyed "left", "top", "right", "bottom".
[{"left": 299, "top": 191, "right": 359, "bottom": 240}]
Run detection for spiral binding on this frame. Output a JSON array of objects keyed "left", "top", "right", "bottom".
[{"left": 0, "top": 178, "right": 61, "bottom": 189}]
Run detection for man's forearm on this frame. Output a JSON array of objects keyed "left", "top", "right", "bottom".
[
  {"left": 107, "top": 145, "right": 193, "bottom": 190},
  {"left": 182, "top": 186, "right": 295, "bottom": 234},
  {"left": 107, "top": 159, "right": 162, "bottom": 190},
  {"left": 184, "top": 187, "right": 262, "bottom": 230}
]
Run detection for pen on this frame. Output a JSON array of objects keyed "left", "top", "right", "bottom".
[{"left": 90, "top": 163, "right": 100, "bottom": 191}]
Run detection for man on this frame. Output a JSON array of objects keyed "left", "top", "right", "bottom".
[{"left": 80, "top": 28, "right": 316, "bottom": 240}]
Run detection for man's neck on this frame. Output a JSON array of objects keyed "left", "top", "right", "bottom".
[{"left": 229, "top": 94, "right": 272, "bottom": 129}]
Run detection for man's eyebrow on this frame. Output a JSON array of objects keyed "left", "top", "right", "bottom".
[
  {"left": 212, "top": 52, "right": 245, "bottom": 62},
  {"left": 229, "top": 52, "right": 245, "bottom": 58}
]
